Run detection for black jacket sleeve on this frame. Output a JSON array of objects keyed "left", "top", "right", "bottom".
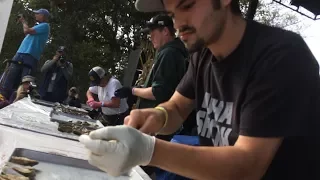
[{"left": 151, "top": 48, "right": 188, "bottom": 103}]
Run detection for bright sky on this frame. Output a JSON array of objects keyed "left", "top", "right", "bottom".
[
  {"left": 303, "top": 20, "right": 320, "bottom": 63},
  {"left": 264, "top": 0, "right": 320, "bottom": 64},
  {"left": 0, "top": 0, "right": 319, "bottom": 62}
]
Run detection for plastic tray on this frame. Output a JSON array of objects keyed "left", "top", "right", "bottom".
[
  {"left": 31, "top": 99, "right": 58, "bottom": 107},
  {"left": 49, "top": 110, "right": 97, "bottom": 124},
  {"left": 2, "top": 148, "right": 132, "bottom": 180}
]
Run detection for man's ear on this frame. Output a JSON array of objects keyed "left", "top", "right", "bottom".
[
  {"left": 164, "top": 27, "right": 170, "bottom": 36},
  {"left": 221, "top": 0, "right": 232, "bottom": 8}
]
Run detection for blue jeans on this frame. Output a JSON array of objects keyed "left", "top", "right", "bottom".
[{"left": 0, "top": 53, "right": 37, "bottom": 99}]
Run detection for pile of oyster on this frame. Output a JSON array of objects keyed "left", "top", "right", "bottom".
[
  {"left": 58, "top": 121, "right": 99, "bottom": 136},
  {"left": 54, "top": 105, "right": 89, "bottom": 118}
]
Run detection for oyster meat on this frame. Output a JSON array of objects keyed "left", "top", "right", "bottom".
[
  {"left": 10, "top": 157, "right": 38, "bottom": 167},
  {"left": 0, "top": 174, "right": 29, "bottom": 180},
  {"left": 12, "top": 166, "right": 35, "bottom": 177},
  {"left": 3, "top": 162, "right": 35, "bottom": 178},
  {"left": 58, "top": 121, "right": 99, "bottom": 136}
]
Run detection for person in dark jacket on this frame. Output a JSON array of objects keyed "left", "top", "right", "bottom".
[
  {"left": 114, "top": 14, "right": 189, "bottom": 176},
  {"left": 40, "top": 46, "right": 73, "bottom": 103},
  {"left": 63, "top": 87, "right": 81, "bottom": 108},
  {"left": 116, "top": 14, "right": 188, "bottom": 130}
]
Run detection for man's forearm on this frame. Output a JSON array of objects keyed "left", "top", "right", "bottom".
[
  {"left": 41, "top": 60, "right": 55, "bottom": 72},
  {"left": 86, "top": 90, "right": 94, "bottom": 100},
  {"left": 22, "top": 21, "right": 32, "bottom": 34},
  {"left": 22, "top": 21, "right": 29, "bottom": 31},
  {"left": 133, "top": 87, "right": 155, "bottom": 100},
  {"left": 101, "top": 101, "right": 120, "bottom": 108},
  {"left": 150, "top": 139, "right": 256, "bottom": 180},
  {"left": 61, "top": 66, "right": 73, "bottom": 80},
  {"left": 157, "top": 99, "right": 192, "bottom": 135}
]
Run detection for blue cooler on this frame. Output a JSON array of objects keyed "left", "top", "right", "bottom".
[{"left": 170, "top": 135, "right": 200, "bottom": 146}]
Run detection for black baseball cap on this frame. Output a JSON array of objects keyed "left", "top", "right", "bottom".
[
  {"left": 88, "top": 66, "right": 105, "bottom": 86},
  {"left": 140, "top": 14, "right": 174, "bottom": 33}
]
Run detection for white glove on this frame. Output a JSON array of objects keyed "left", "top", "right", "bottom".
[{"left": 79, "top": 125, "right": 156, "bottom": 177}]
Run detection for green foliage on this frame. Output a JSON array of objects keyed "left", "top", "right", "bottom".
[
  {"left": 0, "top": 0, "right": 304, "bottom": 102},
  {"left": 135, "top": 40, "right": 156, "bottom": 87},
  {"left": 244, "top": 0, "right": 304, "bottom": 33},
  {"left": 0, "top": 0, "right": 155, "bottom": 101},
  {"left": 0, "top": 0, "right": 27, "bottom": 63}
]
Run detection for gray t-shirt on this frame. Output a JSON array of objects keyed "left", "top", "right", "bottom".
[{"left": 47, "top": 72, "right": 57, "bottom": 92}]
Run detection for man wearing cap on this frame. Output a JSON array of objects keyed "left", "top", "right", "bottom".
[
  {"left": 9, "top": 75, "right": 40, "bottom": 103},
  {"left": 87, "top": 67, "right": 129, "bottom": 126},
  {"left": 0, "top": 8, "right": 50, "bottom": 99},
  {"left": 115, "top": 14, "right": 188, "bottom": 138},
  {"left": 115, "top": 14, "right": 188, "bottom": 110},
  {"left": 64, "top": 87, "right": 81, "bottom": 108},
  {"left": 40, "top": 46, "right": 73, "bottom": 103},
  {"left": 79, "top": 0, "right": 320, "bottom": 179}
]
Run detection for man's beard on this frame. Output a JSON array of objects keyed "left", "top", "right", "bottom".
[
  {"left": 186, "top": 19, "right": 225, "bottom": 53},
  {"left": 185, "top": 38, "right": 206, "bottom": 53}
]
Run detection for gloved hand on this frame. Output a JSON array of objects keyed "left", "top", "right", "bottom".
[
  {"left": 79, "top": 125, "right": 156, "bottom": 177},
  {"left": 88, "top": 101, "right": 102, "bottom": 109},
  {"left": 114, "top": 87, "right": 132, "bottom": 98},
  {"left": 86, "top": 97, "right": 95, "bottom": 105}
]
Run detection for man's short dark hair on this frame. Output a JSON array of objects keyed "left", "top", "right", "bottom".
[
  {"left": 230, "top": 0, "right": 242, "bottom": 14},
  {"left": 158, "top": 26, "right": 176, "bottom": 37}
]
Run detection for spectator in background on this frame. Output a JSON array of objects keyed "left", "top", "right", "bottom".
[
  {"left": 0, "top": 9, "right": 50, "bottom": 99},
  {"left": 40, "top": 46, "right": 73, "bottom": 103},
  {"left": 9, "top": 75, "right": 40, "bottom": 103},
  {"left": 86, "top": 66, "right": 129, "bottom": 126},
  {"left": 0, "top": 94, "right": 9, "bottom": 109},
  {"left": 114, "top": 14, "right": 190, "bottom": 177},
  {"left": 115, "top": 14, "right": 189, "bottom": 140},
  {"left": 64, "top": 87, "right": 81, "bottom": 108}
]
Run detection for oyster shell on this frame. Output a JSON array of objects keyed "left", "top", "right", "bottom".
[{"left": 10, "top": 157, "right": 38, "bottom": 167}]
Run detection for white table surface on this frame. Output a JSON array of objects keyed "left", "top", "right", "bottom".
[{"left": 0, "top": 98, "right": 150, "bottom": 180}]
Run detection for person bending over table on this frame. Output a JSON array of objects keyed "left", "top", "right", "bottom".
[
  {"left": 86, "top": 66, "right": 129, "bottom": 126},
  {"left": 79, "top": 0, "right": 320, "bottom": 179}
]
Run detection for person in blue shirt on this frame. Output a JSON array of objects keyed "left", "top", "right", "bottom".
[{"left": 0, "top": 8, "right": 50, "bottom": 99}]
